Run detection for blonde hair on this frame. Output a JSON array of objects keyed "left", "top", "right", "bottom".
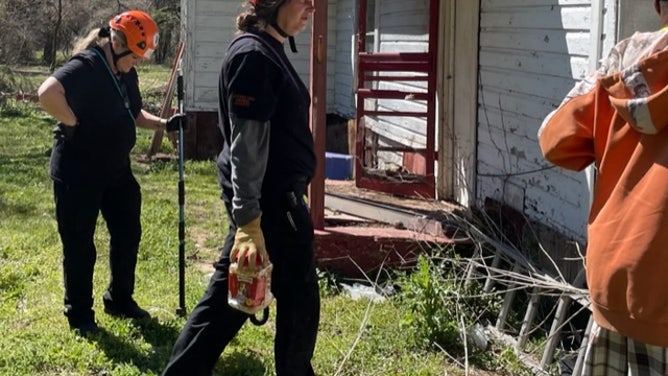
[{"left": 71, "top": 28, "right": 128, "bottom": 55}]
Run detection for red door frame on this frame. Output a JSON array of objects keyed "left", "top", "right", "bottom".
[
  {"left": 355, "top": 0, "right": 439, "bottom": 199},
  {"left": 309, "top": 0, "right": 328, "bottom": 229}
]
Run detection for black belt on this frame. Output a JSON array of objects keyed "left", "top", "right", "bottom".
[
  {"left": 262, "top": 175, "right": 310, "bottom": 202},
  {"left": 289, "top": 175, "right": 309, "bottom": 190},
  {"left": 270, "top": 175, "right": 309, "bottom": 193}
]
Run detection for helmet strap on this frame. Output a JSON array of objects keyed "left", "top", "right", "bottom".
[
  {"left": 103, "top": 27, "right": 134, "bottom": 71},
  {"left": 270, "top": 21, "right": 298, "bottom": 53},
  {"left": 288, "top": 36, "right": 297, "bottom": 53},
  {"left": 109, "top": 44, "right": 133, "bottom": 71},
  {"left": 270, "top": 20, "right": 289, "bottom": 38}
]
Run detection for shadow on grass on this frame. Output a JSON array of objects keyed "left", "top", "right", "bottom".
[
  {"left": 88, "top": 317, "right": 266, "bottom": 375},
  {"left": 0, "top": 195, "right": 38, "bottom": 219},
  {"left": 88, "top": 317, "right": 182, "bottom": 374},
  {"left": 213, "top": 350, "right": 267, "bottom": 376}
]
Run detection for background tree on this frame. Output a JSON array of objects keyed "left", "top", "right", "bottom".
[
  {"left": 152, "top": 3, "right": 181, "bottom": 65},
  {"left": 45, "top": 0, "right": 63, "bottom": 71},
  {"left": 0, "top": 0, "right": 36, "bottom": 65},
  {"left": 0, "top": 0, "right": 180, "bottom": 68}
]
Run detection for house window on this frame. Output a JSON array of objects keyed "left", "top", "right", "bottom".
[{"left": 364, "top": 0, "right": 379, "bottom": 53}]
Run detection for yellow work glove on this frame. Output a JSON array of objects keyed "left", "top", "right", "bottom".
[{"left": 230, "top": 215, "right": 269, "bottom": 272}]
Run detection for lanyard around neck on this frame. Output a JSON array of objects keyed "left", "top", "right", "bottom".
[{"left": 90, "top": 47, "right": 136, "bottom": 125}]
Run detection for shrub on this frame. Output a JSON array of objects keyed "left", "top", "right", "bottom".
[{"left": 398, "top": 248, "right": 501, "bottom": 355}]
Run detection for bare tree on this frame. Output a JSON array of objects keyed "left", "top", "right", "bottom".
[
  {"left": 0, "top": 0, "right": 36, "bottom": 65},
  {"left": 0, "top": 0, "right": 180, "bottom": 67},
  {"left": 47, "top": 0, "right": 63, "bottom": 71}
]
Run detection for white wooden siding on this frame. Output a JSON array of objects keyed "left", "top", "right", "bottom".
[
  {"left": 183, "top": 0, "right": 238, "bottom": 111},
  {"left": 477, "top": 0, "right": 616, "bottom": 241},
  {"left": 618, "top": 0, "right": 662, "bottom": 38},
  {"left": 333, "top": 0, "right": 356, "bottom": 118},
  {"left": 183, "top": 0, "right": 340, "bottom": 113},
  {"left": 325, "top": 0, "right": 338, "bottom": 113}
]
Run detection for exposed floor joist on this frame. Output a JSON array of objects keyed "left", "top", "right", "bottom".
[{"left": 324, "top": 192, "right": 446, "bottom": 237}]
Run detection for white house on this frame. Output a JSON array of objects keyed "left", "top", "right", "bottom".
[{"left": 180, "top": 0, "right": 660, "bottom": 246}]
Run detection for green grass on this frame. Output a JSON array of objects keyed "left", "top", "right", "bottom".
[
  {"left": 0, "top": 61, "right": 533, "bottom": 375},
  {"left": 0, "top": 99, "right": 484, "bottom": 376}
]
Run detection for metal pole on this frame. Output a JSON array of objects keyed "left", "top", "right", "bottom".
[{"left": 176, "top": 59, "right": 187, "bottom": 317}]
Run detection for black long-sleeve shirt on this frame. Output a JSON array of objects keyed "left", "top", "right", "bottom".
[{"left": 217, "top": 31, "right": 315, "bottom": 226}]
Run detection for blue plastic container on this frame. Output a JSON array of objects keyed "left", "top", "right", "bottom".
[{"left": 324, "top": 152, "right": 353, "bottom": 180}]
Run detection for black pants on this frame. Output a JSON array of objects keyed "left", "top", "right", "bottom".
[
  {"left": 53, "top": 168, "right": 142, "bottom": 325},
  {"left": 162, "top": 186, "right": 320, "bottom": 376}
]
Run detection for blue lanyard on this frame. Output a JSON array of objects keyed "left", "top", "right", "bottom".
[{"left": 90, "top": 47, "right": 136, "bottom": 125}]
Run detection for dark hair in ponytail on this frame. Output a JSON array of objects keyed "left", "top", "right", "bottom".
[{"left": 236, "top": 0, "right": 286, "bottom": 33}]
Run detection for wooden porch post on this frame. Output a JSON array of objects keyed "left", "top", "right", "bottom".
[{"left": 309, "top": 0, "right": 328, "bottom": 230}]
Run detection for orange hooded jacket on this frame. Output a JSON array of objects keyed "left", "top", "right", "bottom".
[{"left": 539, "top": 30, "right": 668, "bottom": 347}]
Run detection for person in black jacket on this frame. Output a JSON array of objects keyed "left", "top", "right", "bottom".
[
  {"left": 37, "top": 10, "right": 186, "bottom": 337},
  {"left": 161, "top": 0, "right": 319, "bottom": 375}
]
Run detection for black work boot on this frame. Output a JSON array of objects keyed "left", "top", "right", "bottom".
[
  {"left": 70, "top": 320, "right": 101, "bottom": 337},
  {"left": 102, "top": 291, "right": 150, "bottom": 319},
  {"left": 66, "top": 307, "right": 99, "bottom": 337}
]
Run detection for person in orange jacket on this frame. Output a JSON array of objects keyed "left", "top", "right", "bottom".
[
  {"left": 38, "top": 10, "right": 186, "bottom": 337},
  {"left": 539, "top": 1, "right": 668, "bottom": 374}
]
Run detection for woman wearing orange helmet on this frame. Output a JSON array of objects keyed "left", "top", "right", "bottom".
[{"left": 37, "top": 10, "right": 186, "bottom": 337}]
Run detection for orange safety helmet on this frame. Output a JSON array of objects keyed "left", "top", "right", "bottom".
[{"left": 109, "top": 10, "right": 159, "bottom": 59}]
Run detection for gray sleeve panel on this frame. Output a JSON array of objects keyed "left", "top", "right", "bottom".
[{"left": 230, "top": 115, "right": 270, "bottom": 226}]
